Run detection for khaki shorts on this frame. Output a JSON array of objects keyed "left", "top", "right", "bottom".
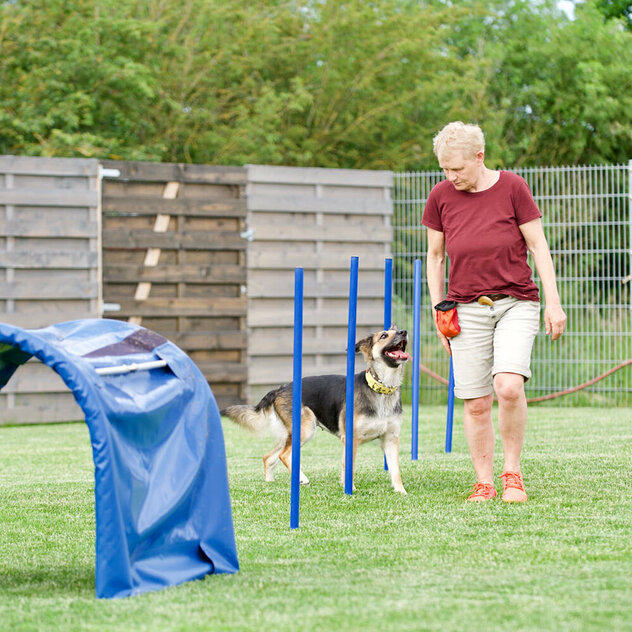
[{"left": 449, "top": 297, "right": 540, "bottom": 399}]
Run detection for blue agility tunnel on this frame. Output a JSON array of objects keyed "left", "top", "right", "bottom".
[{"left": 0, "top": 319, "right": 239, "bottom": 598}]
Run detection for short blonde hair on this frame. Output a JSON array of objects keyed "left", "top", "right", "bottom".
[{"left": 433, "top": 121, "right": 485, "bottom": 161}]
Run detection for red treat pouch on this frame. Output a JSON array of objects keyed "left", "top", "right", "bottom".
[{"left": 434, "top": 300, "right": 461, "bottom": 338}]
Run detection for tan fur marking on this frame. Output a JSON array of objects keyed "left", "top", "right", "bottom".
[{"left": 263, "top": 441, "right": 285, "bottom": 481}]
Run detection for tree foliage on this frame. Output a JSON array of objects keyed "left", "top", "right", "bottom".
[
  {"left": 477, "top": 0, "right": 632, "bottom": 166},
  {"left": 0, "top": 0, "right": 631, "bottom": 169},
  {"left": 595, "top": 0, "right": 632, "bottom": 29}
]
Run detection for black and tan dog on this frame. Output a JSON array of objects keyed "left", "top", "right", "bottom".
[{"left": 222, "top": 326, "right": 410, "bottom": 493}]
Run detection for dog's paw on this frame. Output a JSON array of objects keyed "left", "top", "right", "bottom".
[
  {"left": 394, "top": 486, "right": 407, "bottom": 495},
  {"left": 300, "top": 474, "right": 310, "bottom": 485}
]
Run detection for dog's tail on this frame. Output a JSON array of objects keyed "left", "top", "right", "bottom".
[
  {"left": 221, "top": 404, "right": 269, "bottom": 435},
  {"left": 220, "top": 388, "right": 281, "bottom": 437}
]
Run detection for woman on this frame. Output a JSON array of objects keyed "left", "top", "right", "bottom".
[{"left": 422, "top": 121, "right": 566, "bottom": 502}]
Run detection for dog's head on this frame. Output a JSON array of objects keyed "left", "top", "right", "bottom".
[{"left": 355, "top": 326, "right": 410, "bottom": 369}]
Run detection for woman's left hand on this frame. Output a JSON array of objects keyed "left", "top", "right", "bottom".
[{"left": 544, "top": 304, "right": 567, "bottom": 340}]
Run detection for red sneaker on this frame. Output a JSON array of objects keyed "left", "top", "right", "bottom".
[
  {"left": 467, "top": 482, "right": 497, "bottom": 502},
  {"left": 500, "top": 471, "right": 527, "bottom": 503}
]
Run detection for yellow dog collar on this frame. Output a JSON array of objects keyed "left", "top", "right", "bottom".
[{"left": 365, "top": 370, "right": 399, "bottom": 395}]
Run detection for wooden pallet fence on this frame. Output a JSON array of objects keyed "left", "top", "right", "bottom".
[
  {"left": 0, "top": 155, "right": 101, "bottom": 424},
  {"left": 1, "top": 156, "right": 396, "bottom": 423},
  {"left": 246, "top": 164, "right": 394, "bottom": 402},
  {"left": 100, "top": 160, "right": 249, "bottom": 410}
]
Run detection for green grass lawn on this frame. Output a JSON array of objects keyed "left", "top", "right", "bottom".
[{"left": 1, "top": 405, "right": 631, "bottom": 631}]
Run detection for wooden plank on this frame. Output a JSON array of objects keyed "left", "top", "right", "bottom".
[
  {"left": 249, "top": 223, "right": 392, "bottom": 243},
  {"left": 102, "top": 228, "right": 246, "bottom": 250},
  {"left": 248, "top": 279, "right": 384, "bottom": 299},
  {"left": 248, "top": 250, "right": 390, "bottom": 271},
  {"left": 211, "top": 382, "right": 242, "bottom": 395},
  {"left": 0, "top": 189, "right": 98, "bottom": 207},
  {"left": 0, "top": 250, "right": 98, "bottom": 268},
  {"left": 188, "top": 348, "right": 242, "bottom": 363},
  {"left": 0, "top": 280, "right": 98, "bottom": 299},
  {"left": 248, "top": 307, "right": 382, "bottom": 328},
  {"left": 0, "top": 216, "right": 98, "bottom": 238},
  {"left": 164, "top": 330, "right": 247, "bottom": 350},
  {"left": 248, "top": 194, "right": 391, "bottom": 215},
  {"left": 100, "top": 160, "right": 247, "bottom": 185},
  {"left": 0, "top": 399, "right": 84, "bottom": 425},
  {"left": 103, "top": 263, "right": 246, "bottom": 284},
  {"left": 0, "top": 155, "right": 99, "bottom": 177},
  {"left": 248, "top": 362, "right": 347, "bottom": 386},
  {"left": 197, "top": 362, "right": 248, "bottom": 383},
  {"left": 247, "top": 164, "right": 393, "bottom": 188},
  {"left": 112, "top": 296, "right": 246, "bottom": 317},
  {"left": 102, "top": 197, "right": 247, "bottom": 217},
  {"left": 0, "top": 310, "right": 98, "bottom": 329},
  {"left": 251, "top": 336, "right": 349, "bottom": 357}
]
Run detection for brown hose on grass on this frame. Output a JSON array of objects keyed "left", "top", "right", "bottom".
[
  {"left": 525, "top": 358, "right": 632, "bottom": 403},
  {"left": 418, "top": 359, "right": 632, "bottom": 403}
]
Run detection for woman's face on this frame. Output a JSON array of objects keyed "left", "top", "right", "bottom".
[{"left": 438, "top": 150, "right": 485, "bottom": 192}]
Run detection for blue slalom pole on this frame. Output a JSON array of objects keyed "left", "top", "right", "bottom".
[
  {"left": 345, "top": 256, "right": 359, "bottom": 495},
  {"left": 290, "top": 267, "right": 303, "bottom": 529},
  {"left": 384, "top": 257, "right": 393, "bottom": 471},
  {"left": 384, "top": 257, "right": 393, "bottom": 330},
  {"left": 411, "top": 259, "right": 421, "bottom": 461},
  {"left": 445, "top": 355, "right": 455, "bottom": 453}
]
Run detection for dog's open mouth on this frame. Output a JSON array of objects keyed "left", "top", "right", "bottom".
[{"left": 384, "top": 339, "right": 410, "bottom": 362}]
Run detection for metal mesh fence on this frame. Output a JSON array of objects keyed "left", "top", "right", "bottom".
[{"left": 393, "top": 163, "right": 632, "bottom": 406}]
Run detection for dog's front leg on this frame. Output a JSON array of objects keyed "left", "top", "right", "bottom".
[
  {"left": 340, "top": 434, "right": 358, "bottom": 492},
  {"left": 382, "top": 435, "right": 406, "bottom": 494}
]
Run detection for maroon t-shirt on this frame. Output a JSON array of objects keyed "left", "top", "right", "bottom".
[{"left": 422, "top": 171, "right": 541, "bottom": 303}]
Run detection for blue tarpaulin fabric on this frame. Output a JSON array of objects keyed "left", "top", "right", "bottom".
[{"left": 0, "top": 319, "right": 239, "bottom": 598}]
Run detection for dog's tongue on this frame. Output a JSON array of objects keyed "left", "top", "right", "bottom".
[{"left": 387, "top": 349, "right": 410, "bottom": 361}]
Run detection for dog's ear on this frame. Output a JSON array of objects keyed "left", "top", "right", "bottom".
[{"left": 355, "top": 335, "right": 373, "bottom": 357}]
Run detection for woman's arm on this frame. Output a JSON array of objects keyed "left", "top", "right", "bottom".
[
  {"left": 426, "top": 228, "right": 452, "bottom": 354},
  {"left": 519, "top": 218, "right": 567, "bottom": 340}
]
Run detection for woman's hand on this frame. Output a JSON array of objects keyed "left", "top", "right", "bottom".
[
  {"left": 436, "top": 327, "right": 452, "bottom": 355},
  {"left": 544, "top": 304, "right": 567, "bottom": 340}
]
